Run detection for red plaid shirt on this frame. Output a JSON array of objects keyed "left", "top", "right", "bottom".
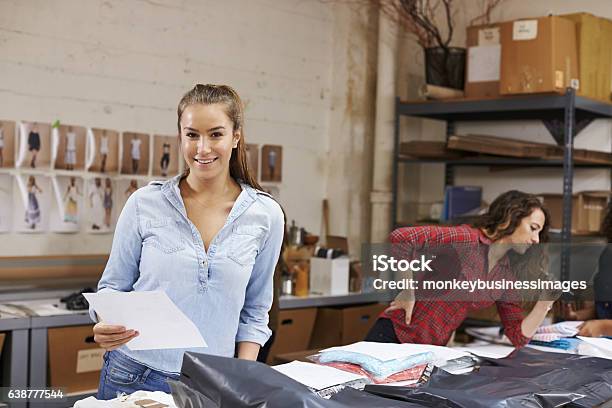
[{"left": 381, "top": 225, "right": 530, "bottom": 348}]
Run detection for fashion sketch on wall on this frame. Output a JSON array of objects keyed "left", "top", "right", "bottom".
[
  {"left": 0, "top": 120, "right": 16, "bottom": 168},
  {"left": 53, "top": 124, "right": 86, "bottom": 171},
  {"left": 0, "top": 174, "right": 12, "bottom": 232},
  {"left": 50, "top": 176, "right": 83, "bottom": 233},
  {"left": 152, "top": 135, "right": 179, "bottom": 178},
  {"left": 121, "top": 132, "right": 150, "bottom": 176},
  {"left": 16, "top": 121, "right": 51, "bottom": 169},
  {"left": 86, "top": 177, "right": 116, "bottom": 233},
  {"left": 87, "top": 128, "right": 119, "bottom": 173},
  {"left": 245, "top": 144, "right": 259, "bottom": 181},
  {"left": 115, "top": 178, "right": 141, "bottom": 213},
  {"left": 261, "top": 145, "right": 282, "bottom": 182},
  {"left": 14, "top": 173, "right": 50, "bottom": 232}
]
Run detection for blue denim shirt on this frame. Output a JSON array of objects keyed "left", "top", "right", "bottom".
[{"left": 90, "top": 174, "right": 284, "bottom": 374}]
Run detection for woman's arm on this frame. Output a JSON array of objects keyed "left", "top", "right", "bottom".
[
  {"left": 234, "top": 200, "right": 284, "bottom": 360},
  {"left": 520, "top": 300, "right": 554, "bottom": 338},
  {"left": 578, "top": 319, "right": 612, "bottom": 337},
  {"left": 497, "top": 300, "right": 553, "bottom": 347},
  {"left": 91, "top": 193, "right": 143, "bottom": 349},
  {"left": 387, "top": 225, "right": 477, "bottom": 323},
  {"left": 90, "top": 193, "right": 142, "bottom": 321},
  {"left": 236, "top": 341, "right": 261, "bottom": 360}
]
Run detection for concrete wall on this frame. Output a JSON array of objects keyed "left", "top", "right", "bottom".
[{"left": 0, "top": 0, "right": 378, "bottom": 256}]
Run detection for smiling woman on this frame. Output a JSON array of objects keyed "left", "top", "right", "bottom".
[{"left": 90, "top": 84, "right": 284, "bottom": 400}]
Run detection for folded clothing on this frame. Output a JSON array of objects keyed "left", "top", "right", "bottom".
[
  {"left": 320, "top": 361, "right": 428, "bottom": 384},
  {"left": 529, "top": 338, "right": 582, "bottom": 351},
  {"left": 532, "top": 321, "right": 582, "bottom": 342},
  {"left": 313, "top": 350, "right": 434, "bottom": 381}
]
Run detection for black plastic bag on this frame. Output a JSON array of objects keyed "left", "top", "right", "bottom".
[
  {"left": 169, "top": 351, "right": 430, "bottom": 408},
  {"left": 364, "top": 348, "right": 612, "bottom": 408}
]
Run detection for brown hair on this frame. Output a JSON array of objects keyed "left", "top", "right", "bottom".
[
  {"left": 177, "top": 84, "right": 262, "bottom": 191},
  {"left": 602, "top": 201, "right": 612, "bottom": 242},
  {"left": 475, "top": 191, "right": 553, "bottom": 299},
  {"left": 473, "top": 190, "right": 550, "bottom": 243}
]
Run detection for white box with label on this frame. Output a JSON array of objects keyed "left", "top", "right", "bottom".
[{"left": 309, "top": 257, "right": 349, "bottom": 295}]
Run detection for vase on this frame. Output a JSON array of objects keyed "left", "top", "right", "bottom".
[{"left": 424, "top": 47, "right": 466, "bottom": 90}]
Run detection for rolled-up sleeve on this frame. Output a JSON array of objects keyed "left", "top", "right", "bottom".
[
  {"left": 88, "top": 193, "right": 142, "bottom": 322},
  {"left": 496, "top": 301, "right": 530, "bottom": 348},
  {"left": 235, "top": 200, "right": 284, "bottom": 346}
]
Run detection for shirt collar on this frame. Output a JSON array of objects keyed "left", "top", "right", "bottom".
[
  {"left": 476, "top": 227, "right": 493, "bottom": 245},
  {"left": 161, "top": 174, "right": 257, "bottom": 219}
]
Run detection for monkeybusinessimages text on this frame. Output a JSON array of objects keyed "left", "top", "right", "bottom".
[{"left": 370, "top": 255, "right": 587, "bottom": 293}]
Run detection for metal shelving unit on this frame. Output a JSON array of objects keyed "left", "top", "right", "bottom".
[{"left": 392, "top": 89, "right": 612, "bottom": 281}]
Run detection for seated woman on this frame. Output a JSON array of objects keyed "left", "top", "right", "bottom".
[
  {"left": 564, "top": 201, "right": 612, "bottom": 337},
  {"left": 366, "top": 190, "right": 555, "bottom": 348}
]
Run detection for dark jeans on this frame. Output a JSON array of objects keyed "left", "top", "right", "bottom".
[
  {"left": 365, "top": 318, "right": 400, "bottom": 343},
  {"left": 97, "top": 350, "right": 179, "bottom": 400}
]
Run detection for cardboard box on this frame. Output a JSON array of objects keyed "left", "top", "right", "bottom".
[
  {"left": 601, "top": 18, "right": 612, "bottom": 101},
  {"left": 267, "top": 308, "right": 317, "bottom": 364},
  {"left": 539, "top": 191, "right": 611, "bottom": 233},
  {"left": 310, "top": 257, "right": 349, "bottom": 296},
  {"left": 465, "top": 23, "right": 505, "bottom": 98},
  {"left": 309, "top": 303, "right": 388, "bottom": 349},
  {"left": 48, "top": 325, "right": 104, "bottom": 394},
  {"left": 500, "top": 16, "right": 578, "bottom": 95},
  {"left": 561, "top": 13, "right": 612, "bottom": 102}
]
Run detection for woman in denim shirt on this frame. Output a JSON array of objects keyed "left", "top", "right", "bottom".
[{"left": 92, "top": 84, "right": 284, "bottom": 399}]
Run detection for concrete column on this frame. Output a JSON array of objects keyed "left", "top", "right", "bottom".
[{"left": 369, "top": 10, "right": 398, "bottom": 243}]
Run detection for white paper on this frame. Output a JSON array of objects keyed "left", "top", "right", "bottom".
[
  {"left": 468, "top": 45, "right": 501, "bottom": 83},
  {"left": 272, "top": 361, "right": 364, "bottom": 390},
  {"left": 84, "top": 291, "right": 207, "bottom": 350},
  {"left": 4, "top": 298, "right": 80, "bottom": 316},
  {"left": 478, "top": 27, "right": 500, "bottom": 45},
  {"left": 454, "top": 343, "right": 515, "bottom": 359},
  {"left": 577, "top": 336, "right": 612, "bottom": 356},
  {"left": 513, "top": 20, "right": 538, "bottom": 40},
  {"left": 321, "top": 341, "right": 468, "bottom": 367}
]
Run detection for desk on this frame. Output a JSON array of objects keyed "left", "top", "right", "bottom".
[
  {"left": 0, "top": 317, "right": 30, "bottom": 408},
  {"left": 279, "top": 291, "right": 394, "bottom": 310},
  {"left": 29, "top": 313, "right": 95, "bottom": 408}
]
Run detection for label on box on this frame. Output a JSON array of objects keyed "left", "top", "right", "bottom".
[
  {"left": 76, "top": 348, "right": 105, "bottom": 373},
  {"left": 570, "top": 78, "right": 580, "bottom": 90},
  {"left": 555, "top": 71, "right": 564, "bottom": 88},
  {"left": 513, "top": 20, "right": 538, "bottom": 40},
  {"left": 468, "top": 45, "right": 501, "bottom": 82},
  {"left": 478, "top": 27, "right": 500, "bottom": 45}
]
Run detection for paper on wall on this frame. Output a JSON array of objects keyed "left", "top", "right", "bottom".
[
  {"left": 478, "top": 27, "right": 500, "bottom": 45},
  {"left": 513, "top": 20, "right": 538, "bottom": 41},
  {"left": 468, "top": 45, "right": 501, "bottom": 83},
  {"left": 83, "top": 291, "right": 207, "bottom": 350}
]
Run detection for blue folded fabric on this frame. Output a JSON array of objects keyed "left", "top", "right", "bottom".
[
  {"left": 317, "top": 350, "right": 434, "bottom": 379},
  {"left": 529, "top": 338, "right": 581, "bottom": 351}
]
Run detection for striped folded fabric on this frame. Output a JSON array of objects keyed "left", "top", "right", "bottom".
[
  {"left": 532, "top": 321, "right": 583, "bottom": 342},
  {"left": 529, "top": 338, "right": 582, "bottom": 351}
]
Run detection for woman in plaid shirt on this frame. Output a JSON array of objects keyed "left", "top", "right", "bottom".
[{"left": 366, "top": 190, "right": 555, "bottom": 348}]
